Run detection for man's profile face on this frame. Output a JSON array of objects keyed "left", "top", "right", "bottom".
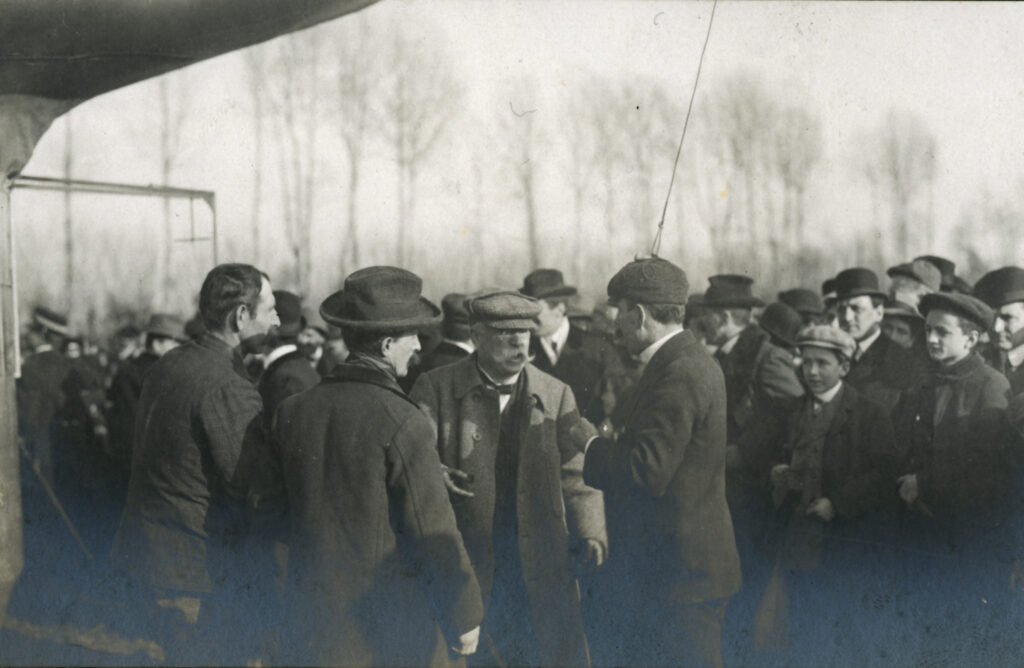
[
  {"left": 838, "top": 296, "right": 883, "bottom": 341},
  {"left": 239, "top": 278, "right": 280, "bottom": 351},
  {"left": 473, "top": 325, "right": 531, "bottom": 377},
  {"left": 535, "top": 299, "right": 565, "bottom": 338},
  {"left": 383, "top": 332, "right": 421, "bottom": 378},
  {"left": 994, "top": 302, "right": 1024, "bottom": 351},
  {"left": 925, "top": 310, "right": 975, "bottom": 366}
]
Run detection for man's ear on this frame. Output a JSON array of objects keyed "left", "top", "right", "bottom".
[
  {"left": 555, "top": 301, "right": 568, "bottom": 316},
  {"left": 838, "top": 358, "right": 851, "bottom": 378},
  {"left": 229, "top": 304, "right": 248, "bottom": 333}
]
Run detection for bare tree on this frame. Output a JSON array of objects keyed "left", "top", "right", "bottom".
[
  {"left": 500, "top": 80, "right": 546, "bottom": 269},
  {"left": 265, "top": 30, "right": 322, "bottom": 297},
  {"left": 563, "top": 87, "right": 599, "bottom": 280},
  {"left": 244, "top": 49, "right": 266, "bottom": 265},
  {"left": 156, "top": 73, "right": 191, "bottom": 308},
  {"left": 62, "top": 114, "right": 73, "bottom": 312},
  {"left": 861, "top": 109, "right": 938, "bottom": 259},
  {"left": 374, "top": 25, "right": 463, "bottom": 266}
]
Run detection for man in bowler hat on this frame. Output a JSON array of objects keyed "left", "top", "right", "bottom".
[
  {"left": 273, "top": 267, "right": 483, "bottom": 666},
  {"left": 974, "top": 266, "right": 1024, "bottom": 395},
  {"left": 417, "top": 292, "right": 475, "bottom": 374},
  {"left": 411, "top": 289, "right": 606, "bottom": 668},
  {"left": 258, "top": 290, "right": 320, "bottom": 424},
  {"left": 579, "top": 257, "right": 741, "bottom": 668}
]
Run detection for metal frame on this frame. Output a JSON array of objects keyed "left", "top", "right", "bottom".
[{"left": 10, "top": 175, "right": 218, "bottom": 263}]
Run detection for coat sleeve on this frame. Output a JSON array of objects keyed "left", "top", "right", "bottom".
[
  {"left": 757, "top": 348, "right": 804, "bottom": 402},
  {"left": 197, "top": 377, "right": 266, "bottom": 500},
  {"left": 386, "top": 415, "right": 484, "bottom": 643},
  {"left": 831, "top": 402, "right": 898, "bottom": 519},
  {"left": 555, "top": 385, "right": 607, "bottom": 548},
  {"left": 584, "top": 362, "right": 708, "bottom": 498}
]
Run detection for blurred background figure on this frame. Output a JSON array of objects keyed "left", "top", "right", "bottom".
[
  {"left": 778, "top": 288, "right": 828, "bottom": 327},
  {"left": 886, "top": 258, "right": 941, "bottom": 309}
]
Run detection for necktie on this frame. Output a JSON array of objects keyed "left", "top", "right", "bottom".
[{"left": 487, "top": 382, "right": 515, "bottom": 395}]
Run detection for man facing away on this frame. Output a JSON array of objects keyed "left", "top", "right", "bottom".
[
  {"left": 110, "top": 263, "right": 280, "bottom": 664},
  {"left": 273, "top": 267, "right": 483, "bottom": 667},
  {"left": 579, "top": 257, "right": 741, "bottom": 668}
]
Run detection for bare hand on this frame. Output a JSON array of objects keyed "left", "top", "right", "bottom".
[
  {"left": 770, "top": 464, "right": 790, "bottom": 490},
  {"left": 806, "top": 497, "right": 835, "bottom": 522},
  {"left": 581, "top": 538, "right": 607, "bottom": 569},
  {"left": 897, "top": 474, "right": 919, "bottom": 505},
  {"left": 569, "top": 419, "right": 599, "bottom": 453},
  {"left": 451, "top": 625, "right": 480, "bottom": 656},
  {"left": 442, "top": 465, "right": 474, "bottom": 498}
]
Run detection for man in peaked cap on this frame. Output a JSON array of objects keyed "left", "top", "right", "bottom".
[
  {"left": 779, "top": 288, "right": 827, "bottom": 327},
  {"left": 416, "top": 292, "right": 475, "bottom": 376},
  {"left": 522, "top": 268, "right": 624, "bottom": 426},
  {"left": 272, "top": 267, "right": 483, "bottom": 666},
  {"left": 892, "top": 292, "right": 1011, "bottom": 648},
  {"left": 834, "top": 267, "right": 922, "bottom": 411},
  {"left": 974, "top": 266, "right": 1024, "bottom": 395},
  {"left": 411, "top": 288, "right": 605, "bottom": 668},
  {"left": 887, "top": 258, "right": 942, "bottom": 309},
  {"left": 699, "top": 273, "right": 768, "bottom": 442},
  {"left": 915, "top": 254, "right": 974, "bottom": 295},
  {"left": 578, "top": 257, "right": 740, "bottom": 668},
  {"left": 257, "top": 290, "right": 320, "bottom": 425},
  {"left": 106, "top": 313, "right": 187, "bottom": 475}
]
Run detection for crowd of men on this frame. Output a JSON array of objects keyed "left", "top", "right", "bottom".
[{"left": 13, "top": 252, "right": 1024, "bottom": 666}]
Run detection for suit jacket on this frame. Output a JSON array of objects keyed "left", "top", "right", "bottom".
[
  {"left": 111, "top": 334, "right": 267, "bottom": 593},
  {"left": 583, "top": 330, "right": 742, "bottom": 606},
  {"left": 716, "top": 324, "right": 769, "bottom": 441},
  {"left": 274, "top": 362, "right": 483, "bottom": 667},
  {"left": 16, "top": 348, "right": 72, "bottom": 472},
  {"left": 410, "top": 356, "right": 604, "bottom": 667},
  {"left": 530, "top": 323, "right": 623, "bottom": 424},
  {"left": 257, "top": 348, "right": 320, "bottom": 427},
  {"left": 846, "top": 331, "right": 924, "bottom": 412},
  {"left": 420, "top": 340, "right": 471, "bottom": 374},
  {"left": 895, "top": 353, "right": 1011, "bottom": 518},
  {"left": 106, "top": 351, "right": 159, "bottom": 470}
]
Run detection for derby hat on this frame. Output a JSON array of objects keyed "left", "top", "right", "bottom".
[
  {"left": 272, "top": 290, "right": 307, "bottom": 338},
  {"left": 33, "top": 306, "right": 70, "bottom": 336},
  {"left": 467, "top": 289, "right": 541, "bottom": 330},
  {"left": 320, "top": 266, "right": 441, "bottom": 331},
  {"left": 607, "top": 257, "right": 689, "bottom": 305},
  {"left": 778, "top": 288, "right": 824, "bottom": 316},
  {"left": 703, "top": 274, "right": 763, "bottom": 309},
  {"left": 441, "top": 292, "right": 471, "bottom": 340},
  {"left": 887, "top": 259, "right": 942, "bottom": 293},
  {"left": 521, "top": 269, "right": 578, "bottom": 300},
  {"left": 145, "top": 313, "right": 187, "bottom": 341},
  {"left": 797, "top": 324, "right": 857, "bottom": 360},
  {"left": 974, "top": 266, "right": 1024, "bottom": 309},
  {"left": 760, "top": 302, "right": 803, "bottom": 347},
  {"left": 918, "top": 292, "right": 994, "bottom": 331},
  {"left": 833, "top": 268, "right": 887, "bottom": 302}
]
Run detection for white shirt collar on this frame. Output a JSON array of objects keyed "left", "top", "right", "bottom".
[
  {"left": 718, "top": 331, "right": 742, "bottom": 356},
  {"left": 856, "top": 328, "right": 882, "bottom": 357},
  {"left": 444, "top": 339, "right": 475, "bottom": 355},
  {"left": 813, "top": 380, "right": 843, "bottom": 405},
  {"left": 540, "top": 317, "right": 571, "bottom": 364},
  {"left": 1008, "top": 343, "right": 1024, "bottom": 370},
  {"left": 640, "top": 329, "right": 684, "bottom": 365},
  {"left": 34, "top": 343, "right": 53, "bottom": 354},
  {"left": 263, "top": 344, "right": 298, "bottom": 369}
]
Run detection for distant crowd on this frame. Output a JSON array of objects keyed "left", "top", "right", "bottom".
[{"left": 13, "top": 253, "right": 1024, "bottom": 666}]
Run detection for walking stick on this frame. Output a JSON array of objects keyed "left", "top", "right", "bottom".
[{"left": 18, "top": 438, "right": 94, "bottom": 562}]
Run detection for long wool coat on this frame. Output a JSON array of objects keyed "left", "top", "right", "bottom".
[
  {"left": 274, "top": 363, "right": 484, "bottom": 667},
  {"left": 410, "top": 356, "right": 606, "bottom": 668}
]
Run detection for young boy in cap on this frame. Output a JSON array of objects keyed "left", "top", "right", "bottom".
[
  {"left": 411, "top": 288, "right": 605, "bottom": 668},
  {"left": 273, "top": 267, "right": 483, "bottom": 666}
]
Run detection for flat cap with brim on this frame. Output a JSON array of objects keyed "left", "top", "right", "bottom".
[
  {"left": 760, "top": 302, "right": 803, "bottom": 347},
  {"left": 320, "top": 266, "right": 441, "bottom": 331},
  {"left": 887, "top": 260, "right": 943, "bottom": 293},
  {"left": 778, "top": 288, "right": 824, "bottom": 315},
  {"left": 33, "top": 306, "right": 70, "bottom": 336},
  {"left": 797, "top": 324, "right": 857, "bottom": 360},
  {"left": 521, "top": 269, "right": 577, "bottom": 300},
  {"left": 145, "top": 313, "right": 186, "bottom": 341},
  {"left": 974, "top": 266, "right": 1024, "bottom": 309},
  {"left": 918, "top": 292, "right": 994, "bottom": 331},
  {"left": 704, "top": 274, "right": 763, "bottom": 308},
  {"left": 915, "top": 255, "right": 957, "bottom": 289},
  {"left": 833, "top": 267, "right": 887, "bottom": 302},
  {"left": 273, "top": 290, "right": 307, "bottom": 337},
  {"left": 883, "top": 301, "right": 924, "bottom": 321},
  {"left": 607, "top": 257, "right": 689, "bottom": 305},
  {"left": 467, "top": 289, "right": 541, "bottom": 330}
]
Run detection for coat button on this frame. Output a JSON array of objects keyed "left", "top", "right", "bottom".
[{"left": 472, "top": 432, "right": 481, "bottom": 441}]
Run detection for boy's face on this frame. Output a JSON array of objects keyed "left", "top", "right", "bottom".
[
  {"left": 800, "top": 346, "right": 848, "bottom": 396},
  {"left": 925, "top": 310, "right": 976, "bottom": 366}
]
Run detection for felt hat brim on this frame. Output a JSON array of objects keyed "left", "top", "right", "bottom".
[{"left": 320, "top": 294, "right": 442, "bottom": 331}]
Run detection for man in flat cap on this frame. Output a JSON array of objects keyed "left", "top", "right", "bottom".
[
  {"left": 274, "top": 267, "right": 483, "bottom": 666},
  {"left": 747, "top": 324, "right": 897, "bottom": 660},
  {"left": 892, "top": 292, "right": 1012, "bottom": 655},
  {"left": 411, "top": 288, "right": 606, "bottom": 668},
  {"left": 974, "top": 266, "right": 1024, "bottom": 395},
  {"left": 834, "top": 267, "right": 922, "bottom": 411},
  {"left": 579, "top": 257, "right": 740, "bottom": 668},
  {"left": 111, "top": 264, "right": 280, "bottom": 664},
  {"left": 106, "top": 313, "right": 187, "bottom": 476},
  {"left": 522, "top": 268, "right": 623, "bottom": 427}
]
